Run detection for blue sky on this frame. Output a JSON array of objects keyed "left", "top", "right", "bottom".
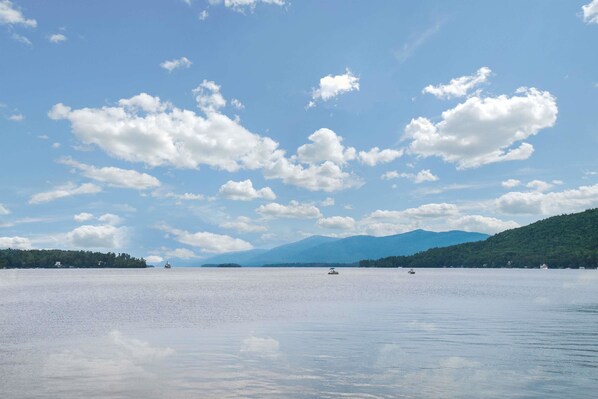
[{"left": 1, "top": 0, "right": 597, "bottom": 264}]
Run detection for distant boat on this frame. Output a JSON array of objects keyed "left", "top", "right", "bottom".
[
  {"left": 540, "top": 263, "right": 548, "bottom": 270},
  {"left": 579, "top": 266, "right": 585, "bottom": 270},
  {"left": 328, "top": 267, "right": 339, "bottom": 275},
  {"left": 408, "top": 268, "right": 415, "bottom": 275},
  {"left": 164, "top": 261, "right": 172, "bottom": 269}
]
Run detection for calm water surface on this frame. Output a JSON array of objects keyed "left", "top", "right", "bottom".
[{"left": 1, "top": 268, "right": 597, "bottom": 398}]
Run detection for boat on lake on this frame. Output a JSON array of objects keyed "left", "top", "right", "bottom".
[
  {"left": 164, "top": 261, "right": 172, "bottom": 269},
  {"left": 408, "top": 268, "right": 415, "bottom": 275},
  {"left": 540, "top": 263, "right": 548, "bottom": 270},
  {"left": 328, "top": 267, "right": 339, "bottom": 275}
]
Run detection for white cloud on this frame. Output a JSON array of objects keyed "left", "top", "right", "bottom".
[
  {"left": 49, "top": 33, "right": 67, "bottom": 43},
  {"left": 358, "top": 147, "right": 403, "bottom": 166},
  {"left": 219, "top": 179, "right": 276, "bottom": 201},
  {"left": 11, "top": 32, "right": 31, "bottom": 45},
  {"left": 320, "top": 197, "right": 335, "bottom": 207},
  {"left": 447, "top": 215, "right": 519, "bottom": 235},
  {"left": 309, "top": 69, "right": 359, "bottom": 107},
  {"left": 264, "top": 158, "right": 363, "bottom": 192},
  {"left": 256, "top": 200, "right": 322, "bottom": 219},
  {"left": 208, "top": 0, "right": 285, "bottom": 13},
  {"left": 501, "top": 179, "right": 521, "bottom": 188},
  {"left": 422, "top": 67, "right": 491, "bottom": 99},
  {"left": 165, "top": 248, "right": 197, "bottom": 259},
  {"left": 220, "top": 216, "right": 267, "bottom": 233},
  {"left": 525, "top": 179, "right": 553, "bottom": 192},
  {"left": 198, "top": 10, "right": 209, "bottom": 20},
  {"left": 145, "top": 255, "right": 163, "bottom": 264},
  {"left": 496, "top": 183, "right": 598, "bottom": 215},
  {"left": 231, "top": 98, "right": 244, "bottom": 110},
  {"left": 159, "top": 56, "right": 192, "bottom": 72},
  {"left": 68, "top": 224, "right": 126, "bottom": 249},
  {"left": 362, "top": 202, "right": 517, "bottom": 236},
  {"left": 296, "top": 128, "right": 356, "bottom": 165},
  {"left": 317, "top": 216, "right": 355, "bottom": 230},
  {"left": 8, "top": 113, "right": 23, "bottom": 121},
  {"left": 382, "top": 169, "right": 438, "bottom": 183},
  {"left": 0, "top": 203, "right": 9, "bottom": 215},
  {"left": 98, "top": 213, "right": 122, "bottom": 225},
  {"left": 0, "top": 236, "right": 32, "bottom": 249},
  {"left": 59, "top": 158, "right": 160, "bottom": 190},
  {"left": 405, "top": 87, "right": 558, "bottom": 169},
  {"left": 162, "top": 192, "right": 204, "bottom": 201},
  {"left": 0, "top": 0, "right": 37, "bottom": 27},
  {"left": 52, "top": 142, "right": 61, "bottom": 149},
  {"left": 74, "top": 212, "right": 94, "bottom": 222},
  {"left": 163, "top": 226, "right": 253, "bottom": 253},
  {"left": 29, "top": 183, "right": 102, "bottom": 204},
  {"left": 582, "top": 0, "right": 598, "bottom": 24},
  {"left": 49, "top": 87, "right": 283, "bottom": 173}
]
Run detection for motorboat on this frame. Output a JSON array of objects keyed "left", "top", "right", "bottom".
[
  {"left": 540, "top": 263, "right": 548, "bottom": 270},
  {"left": 408, "top": 268, "right": 415, "bottom": 274},
  {"left": 164, "top": 261, "right": 172, "bottom": 269},
  {"left": 328, "top": 267, "right": 339, "bottom": 275}
]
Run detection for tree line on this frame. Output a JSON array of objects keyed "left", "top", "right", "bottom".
[{"left": 0, "top": 249, "right": 147, "bottom": 269}]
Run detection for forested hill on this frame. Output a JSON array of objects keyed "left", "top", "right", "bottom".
[
  {"left": 0, "top": 249, "right": 146, "bottom": 269},
  {"left": 360, "top": 208, "right": 598, "bottom": 269}
]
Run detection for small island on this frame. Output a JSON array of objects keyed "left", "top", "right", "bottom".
[{"left": 0, "top": 249, "right": 147, "bottom": 269}]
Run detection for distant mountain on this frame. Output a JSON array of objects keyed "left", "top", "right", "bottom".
[
  {"left": 202, "top": 230, "right": 488, "bottom": 266},
  {"left": 360, "top": 208, "right": 598, "bottom": 269}
]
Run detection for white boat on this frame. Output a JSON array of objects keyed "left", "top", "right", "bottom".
[
  {"left": 408, "top": 268, "right": 415, "bottom": 275},
  {"left": 328, "top": 267, "right": 339, "bottom": 275},
  {"left": 540, "top": 263, "right": 548, "bottom": 270}
]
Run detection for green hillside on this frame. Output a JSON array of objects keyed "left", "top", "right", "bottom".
[
  {"left": 0, "top": 249, "right": 146, "bottom": 269},
  {"left": 360, "top": 209, "right": 598, "bottom": 269}
]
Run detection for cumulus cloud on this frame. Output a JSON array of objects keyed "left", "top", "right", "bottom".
[
  {"left": 231, "top": 98, "right": 244, "bottom": 110},
  {"left": 496, "top": 183, "right": 598, "bottom": 215},
  {"left": 29, "top": 183, "right": 102, "bottom": 204},
  {"left": 159, "top": 56, "right": 192, "bottom": 72},
  {"left": 296, "top": 128, "right": 356, "bottom": 165},
  {"left": 198, "top": 10, "right": 209, "bottom": 20},
  {"left": 219, "top": 179, "right": 276, "bottom": 201},
  {"left": 8, "top": 113, "right": 23, "bottom": 121},
  {"left": 68, "top": 224, "right": 126, "bottom": 249},
  {"left": 49, "top": 85, "right": 395, "bottom": 193},
  {"left": 317, "top": 216, "right": 355, "bottom": 230},
  {"left": 422, "top": 67, "right": 491, "bottom": 99},
  {"left": 165, "top": 248, "right": 197, "bottom": 259},
  {"left": 209, "top": 0, "right": 285, "bottom": 13},
  {"left": 145, "top": 255, "right": 163, "bottom": 264},
  {"left": 320, "top": 197, "right": 335, "bottom": 207},
  {"left": 220, "top": 216, "right": 267, "bottom": 233},
  {"left": 362, "top": 203, "right": 518, "bottom": 235},
  {"left": 59, "top": 158, "right": 160, "bottom": 190},
  {"left": 308, "top": 69, "right": 359, "bottom": 107},
  {"left": 381, "top": 169, "right": 438, "bottom": 183},
  {"left": 358, "top": 147, "right": 403, "bottom": 166},
  {"left": 525, "top": 179, "right": 554, "bottom": 192},
  {"left": 256, "top": 200, "right": 322, "bottom": 219},
  {"left": 49, "top": 33, "right": 67, "bottom": 43},
  {"left": 49, "top": 88, "right": 282, "bottom": 172},
  {"left": 162, "top": 192, "right": 205, "bottom": 201},
  {"left": 0, "top": 236, "right": 32, "bottom": 249},
  {"left": 98, "top": 213, "right": 122, "bottom": 225},
  {"left": 405, "top": 87, "right": 558, "bottom": 169},
  {"left": 74, "top": 212, "right": 94, "bottom": 222},
  {"left": 162, "top": 226, "right": 253, "bottom": 253},
  {"left": 582, "top": 0, "right": 598, "bottom": 24},
  {"left": 0, "top": 0, "right": 37, "bottom": 27},
  {"left": 501, "top": 179, "right": 521, "bottom": 188}
]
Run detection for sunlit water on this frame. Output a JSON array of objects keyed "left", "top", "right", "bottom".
[{"left": 1, "top": 268, "right": 597, "bottom": 398}]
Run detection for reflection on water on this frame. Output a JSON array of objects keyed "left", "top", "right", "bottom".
[{"left": 1, "top": 268, "right": 598, "bottom": 398}]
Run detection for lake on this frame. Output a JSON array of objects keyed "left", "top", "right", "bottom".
[{"left": 1, "top": 268, "right": 597, "bottom": 398}]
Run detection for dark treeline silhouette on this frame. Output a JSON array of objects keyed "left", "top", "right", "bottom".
[
  {"left": 0, "top": 249, "right": 146, "bottom": 269},
  {"left": 360, "top": 208, "right": 598, "bottom": 269}
]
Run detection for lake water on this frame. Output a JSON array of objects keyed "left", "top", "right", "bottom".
[{"left": 1, "top": 268, "right": 597, "bottom": 398}]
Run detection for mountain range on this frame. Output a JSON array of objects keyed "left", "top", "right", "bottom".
[{"left": 202, "top": 230, "right": 489, "bottom": 266}]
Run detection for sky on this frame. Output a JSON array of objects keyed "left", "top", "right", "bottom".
[{"left": 1, "top": 0, "right": 597, "bottom": 264}]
